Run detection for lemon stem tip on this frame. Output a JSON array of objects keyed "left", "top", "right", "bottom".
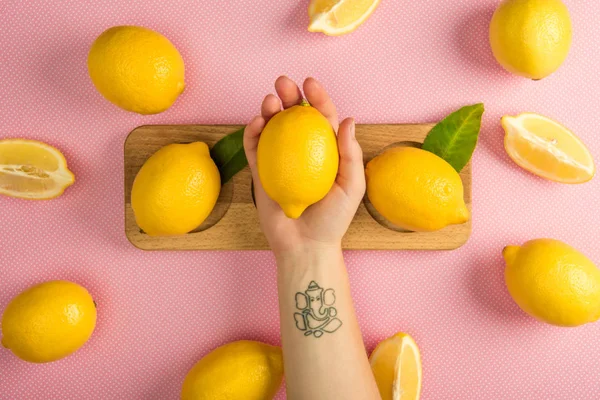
[{"left": 502, "top": 245, "right": 519, "bottom": 265}]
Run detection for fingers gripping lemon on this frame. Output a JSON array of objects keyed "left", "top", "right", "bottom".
[{"left": 257, "top": 102, "right": 339, "bottom": 219}]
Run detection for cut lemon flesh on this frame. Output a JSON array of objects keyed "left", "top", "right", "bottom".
[
  {"left": 308, "top": 0, "right": 380, "bottom": 36},
  {"left": 0, "top": 139, "right": 75, "bottom": 199},
  {"left": 370, "top": 332, "right": 422, "bottom": 400},
  {"left": 502, "top": 113, "right": 595, "bottom": 184}
]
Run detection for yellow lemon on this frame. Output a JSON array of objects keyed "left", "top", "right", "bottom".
[
  {"left": 0, "top": 139, "right": 74, "bottom": 199},
  {"left": 88, "top": 26, "right": 185, "bottom": 114},
  {"left": 1, "top": 280, "right": 97, "bottom": 363},
  {"left": 132, "top": 142, "right": 220, "bottom": 236},
  {"left": 502, "top": 113, "right": 595, "bottom": 184},
  {"left": 489, "top": 0, "right": 572, "bottom": 80},
  {"left": 181, "top": 340, "right": 283, "bottom": 400},
  {"left": 504, "top": 239, "right": 600, "bottom": 327},
  {"left": 257, "top": 102, "right": 339, "bottom": 219},
  {"left": 369, "top": 332, "right": 422, "bottom": 400},
  {"left": 308, "top": 0, "right": 381, "bottom": 36},
  {"left": 365, "top": 147, "right": 469, "bottom": 232}
]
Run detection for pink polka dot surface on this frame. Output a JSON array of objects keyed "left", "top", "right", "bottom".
[{"left": 1, "top": 0, "right": 599, "bottom": 399}]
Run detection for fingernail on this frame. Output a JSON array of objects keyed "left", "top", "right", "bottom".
[{"left": 350, "top": 118, "right": 356, "bottom": 139}]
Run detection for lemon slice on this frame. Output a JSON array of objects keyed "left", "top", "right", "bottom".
[
  {"left": 0, "top": 139, "right": 75, "bottom": 199},
  {"left": 370, "top": 332, "right": 422, "bottom": 400},
  {"left": 308, "top": 0, "right": 380, "bottom": 36},
  {"left": 502, "top": 113, "right": 595, "bottom": 183}
]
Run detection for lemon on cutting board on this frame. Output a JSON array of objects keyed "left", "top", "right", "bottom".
[
  {"left": 132, "top": 142, "right": 221, "bottom": 236},
  {"left": 181, "top": 340, "right": 284, "bottom": 400},
  {"left": 257, "top": 101, "right": 339, "bottom": 219},
  {"left": 370, "top": 332, "right": 422, "bottom": 400},
  {"left": 308, "top": 0, "right": 380, "bottom": 36},
  {"left": 88, "top": 25, "right": 185, "bottom": 114},
  {"left": 502, "top": 113, "right": 595, "bottom": 183},
  {"left": 489, "top": 0, "right": 572, "bottom": 80},
  {"left": 504, "top": 239, "right": 600, "bottom": 327},
  {"left": 366, "top": 147, "right": 469, "bottom": 232},
  {"left": 1, "top": 280, "right": 97, "bottom": 363},
  {"left": 0, "top": 139, "right": 74, "bottom": 200}
]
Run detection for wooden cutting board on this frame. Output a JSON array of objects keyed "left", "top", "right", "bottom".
[{"left": 124, "top": 124, "right": 472, "bottom": 250}]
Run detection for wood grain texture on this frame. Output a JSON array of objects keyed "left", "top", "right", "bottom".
[{"left": 124, "top": 124, "right": 472, "bottom": 250}]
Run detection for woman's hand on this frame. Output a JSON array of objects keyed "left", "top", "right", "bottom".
[
  {"left": 245, "top": 77, "right": 381, "bottom": 399},
  {"left": 243, "top": 76, "right": 366, "bottom": 256}
]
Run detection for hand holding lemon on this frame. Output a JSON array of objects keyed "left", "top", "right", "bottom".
[
  {"left": 257, "top": 100, "right": 339, "bottom": 219},
  {"left": 244, "top": 76, "right": 365, "bottom": 253}
]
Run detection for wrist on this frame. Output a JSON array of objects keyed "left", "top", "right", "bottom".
[{"left": 275, "top": 241, "right": 343, "bottom": 271}]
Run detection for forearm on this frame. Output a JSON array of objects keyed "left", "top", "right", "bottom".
[{"left": 276, "top": 245, "right": 381, "bottom": 400}]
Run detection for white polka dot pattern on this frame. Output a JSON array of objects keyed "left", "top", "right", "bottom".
[{"left": 1, "top": 0, "right": 600, "bottom": 399}]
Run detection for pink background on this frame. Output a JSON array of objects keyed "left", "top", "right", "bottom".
[{"left": 1, "top": 0, "right": 599, "bottom": 398}]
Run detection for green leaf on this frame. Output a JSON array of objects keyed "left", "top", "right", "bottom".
[
  {"left": 210, "top": 127, "right": 248, "bottom": 184},
  {"left": 422, "top": 103, "right": 484, "bottom": 172}
]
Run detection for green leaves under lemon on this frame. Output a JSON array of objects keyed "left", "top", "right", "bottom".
[
  {"left": 422, "top": 104, "right": 484, "bottom": 172},
  {"left": 209, "top": 127, "right": 247, "bottom": 184}
]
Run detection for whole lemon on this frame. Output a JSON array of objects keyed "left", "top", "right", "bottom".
[
  {"left": 489, "top": 0, "right": 572, "bottom": 80},
  {"left": 132, "top": 142, "right": 220, "bottom": 236},
  {"left": 257, "top": 102, "right": 338, "bottom": 219},
  {"left": 1, "top": 280, "right": 97, "bottom": 363},
  {"left": 504, "top": 239, "right": 600, "bottom": 327},
  {"left": 365, "top": 147, "right": 469, "bottom": 231},
  {"left": 88, "top": 26, "right": 185, "bottom": 114},
  {"left": 181, "top": 340, "right": 283, "bottom": 400}
]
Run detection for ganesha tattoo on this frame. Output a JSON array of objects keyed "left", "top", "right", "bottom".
[{"left": 294, "top": 281, "right": 342, "bottom": 338}]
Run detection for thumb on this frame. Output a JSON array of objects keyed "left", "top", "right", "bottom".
[
  {"left": 336, "top": 118, "right": 366, "bottom": 201},
  {"left": 243, "top": 116, "right": 281, "bottom": 213},
  {"left": 243, "top": 116, "right": 265, "bottom": 176}
]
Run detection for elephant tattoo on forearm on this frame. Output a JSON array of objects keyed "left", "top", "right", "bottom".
[{"left": 294, "top": 281, "right": 342, "bottom": 338}]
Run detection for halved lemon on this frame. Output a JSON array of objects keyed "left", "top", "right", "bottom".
[
  {"left": 308, "top": 0, "right": 380, "bottom": 36},
  {"left": 369, "top": 332, "right": 422, "bottom": 400},
  {"left": 0, "top": 139, "right": 75, "bottom": 199},
  {"left": 502, "top": 113, "right": 595, "bottom": 183}
]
